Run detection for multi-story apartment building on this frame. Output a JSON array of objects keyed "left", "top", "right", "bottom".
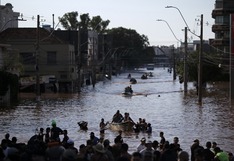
[
  {"left": 0, "top": 3, "right": 20, "bottom": 31},
  {"left": 211, "top": 0, "right": 234, "bottom": 52}
]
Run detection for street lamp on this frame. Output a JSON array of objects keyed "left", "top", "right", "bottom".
[
  {"left": 165, "top": 6, "right": 200, "bottom": 38},
  {"left": 156, "top": 19, "right": 180, "bottom": 81},
  {"left": 165, "top": 6, "right": 190, "bottom": 30},
  {"left": 156, "top": 19, "right": 181, "bottom": 42},
  {"left": 166, "top": 5, "right": 203, "bottom": 104},
  {"left": 0, "top": 18, "right": 26, "bottom": 32}
]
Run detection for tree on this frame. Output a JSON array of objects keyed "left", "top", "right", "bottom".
[
  {"left": 59, "top": 11, "right": 79, "bottom": 30},
  {"left": 176, "top": 51, "right": 228, "bottom": 83},
  {"left": 59, "top": 12, "right": 110, "bottom": 32},
  {"left": 1, "top": 50, "right": 23, "bottom": 73},
  {"left": 106, "top": 27, "right": 153, "bottom": 67},
  {"left": 89, "top": 16, "right": 110, "bottom": 33},
  {"left": 58, "top": 12, "right": 153, "bottom": 68},
  {"left": 79, "top": 13, "right": 90, "bottom": 30}
]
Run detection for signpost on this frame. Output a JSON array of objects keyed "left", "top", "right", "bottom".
[{"left": 230, "top": 14, "right": 234, "bottom": 106}]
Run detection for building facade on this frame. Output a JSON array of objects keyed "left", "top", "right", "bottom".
[
  {"left": 0, "top": 3, "right": 20, "bottom": 31},
  {"left": 0, "top": 28, "right": 77, "bottom": 93},
  {"left": 211, "top": 0, "right": 234, "bottom": 52}
]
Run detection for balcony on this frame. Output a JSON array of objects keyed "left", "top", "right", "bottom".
[
  {"left": 211, "top": 39, "right": 229, "bottom": 46},
  {"left": 212, "top": 24, "right": 229, "bottom": 32},
  {"left": 212, "top": 8, "right": 234, "bottom": 18}
]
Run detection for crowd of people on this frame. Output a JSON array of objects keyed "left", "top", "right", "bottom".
[
  {"left": 1, "top": 118, "right": 233, "bottom": 161},
  {"left": 111, "top": 110, "right": 152, "bottom": 134},
  {"left": 133, "top": 118, "right": 152, "bottom": 134}
]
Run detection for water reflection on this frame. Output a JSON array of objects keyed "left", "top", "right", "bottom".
[{"left": 0, "top": 68, "right": 233, "bottom": 154}]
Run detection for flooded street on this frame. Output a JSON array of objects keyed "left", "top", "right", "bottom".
[{"left": 0, "top": 67, "right": 233, "bottom": 154}]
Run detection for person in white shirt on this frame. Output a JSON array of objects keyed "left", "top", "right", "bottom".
[
  {"left": 140, "top": 141, "right": 154, "bottom": 161},
  {"left": 137, "top": 137, "right": 146, "bottom": 152}
]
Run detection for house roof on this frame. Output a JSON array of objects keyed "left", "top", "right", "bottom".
[{"left": 0, "top": 28, "right": 67, "bottom": 44}]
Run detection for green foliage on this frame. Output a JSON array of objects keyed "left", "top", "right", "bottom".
[
  {"left": 59, "top": 11, "right": 79, "bottom": 30},
  {"left": 176, "top": 51, "right": 229, "bottom": 82},
  {"left": 59, "top": 12, "right": 110, "bottom": 32},
  {"left": 79, "top": 13, "right": 90, "bottom": 30},
  {"left": 107, "top": 27, "right": 148, "bottom": 49},
  {"left": 58, "top": 11, "right": 154, "bottom": 68},
  {"left": 2, "top": 50, "right": 23, "bottom": 74},
  {"left": 106, "top": 27, "right": 153, "bottom": 67}
]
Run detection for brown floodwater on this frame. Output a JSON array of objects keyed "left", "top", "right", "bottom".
[{"left": 0, "top": 67, "right": 233, "bottom": 154}]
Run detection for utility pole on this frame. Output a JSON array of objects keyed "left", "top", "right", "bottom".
[
  {"left": 230, "top": 14, "right": 234, "bottom": 106},
  {"left": 173, "top": 46, "right": 176, "bottom": 80},
  {"left": 52, "top": 14, "right": 55, "bottom": 30},
  {"left": 184, "top": 27, "right": 188, "bottom": 93},
  {"left": 198, "top": 14, "right": 203, "bottom": 104},
  {"left": 92, "top": 31, "right": 96, "bottom": 88},
  {"left": 77, "top": 25, "right": 81, "bottom": 92},
  {"left": 165, "top": 6, "right": 204, "bottom": 104},
  {"left": 36, "top": 15, "right": 40, "bottom": 101}
]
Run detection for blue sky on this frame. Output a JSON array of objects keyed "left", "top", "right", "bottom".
[{"left": 2, "top": 0, "right": 215, "bottom": 47}]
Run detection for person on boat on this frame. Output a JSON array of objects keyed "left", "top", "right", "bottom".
[
  {"left": 130, "top": 78, "right": 137, "bottom": 84},
  {"left": 123, "top": 112, "right": 134, "bottom": 124},
  {"left": 133, "top": 123, "right": 141, "bottom": 133},
  {"left": 141, "top": 73, "right": 148, "bottom": 79},
  {"left": 124, "top": 85, "right": 133, "bottom": 94},
  {"left": 140, "top": 119, "right": 148, "bottom": 131},
  {"left": 148, "top": 72, "right": 153, "bottom": 77},
  {"left": 129, "top": 85, "right": 133, "bottom": 93},
  {"left": 133, "top": 118, "right": 143, "bottom": 132},
  {"left": 99, "top": 118, "right": 109, "bottom": 134},
  {"left": 137, "top": 118, "right": 143, "bottom": 124},
  {"left": 146, "top": 123, "right": 152, "bottom": 134},
  {"left": 112, "top": 110, "right": 124, "bottom": 123}
]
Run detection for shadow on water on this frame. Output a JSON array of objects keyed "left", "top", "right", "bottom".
[{"left": 0, "top": 68, "right": 233, "bottom": 154}]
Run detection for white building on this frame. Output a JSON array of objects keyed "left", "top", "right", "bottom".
[{"left": 0, "top": 3, "right": 20, "bottom": 31}]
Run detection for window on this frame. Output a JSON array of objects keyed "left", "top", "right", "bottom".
[
  {"left": 60, "top": 74, "right": 67, "bottom": 79},
  {"left": 47, "top": 51, "right": 57, "bottom": 65},
  {"left": 19, "top": 52, "right": 35, "bottom": 64},
  {"left": 215, "top": 1, "right": 223, "bottom": 8},
  {"left": 215, "top": 16, "right": 229, "bottom": 25}
]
